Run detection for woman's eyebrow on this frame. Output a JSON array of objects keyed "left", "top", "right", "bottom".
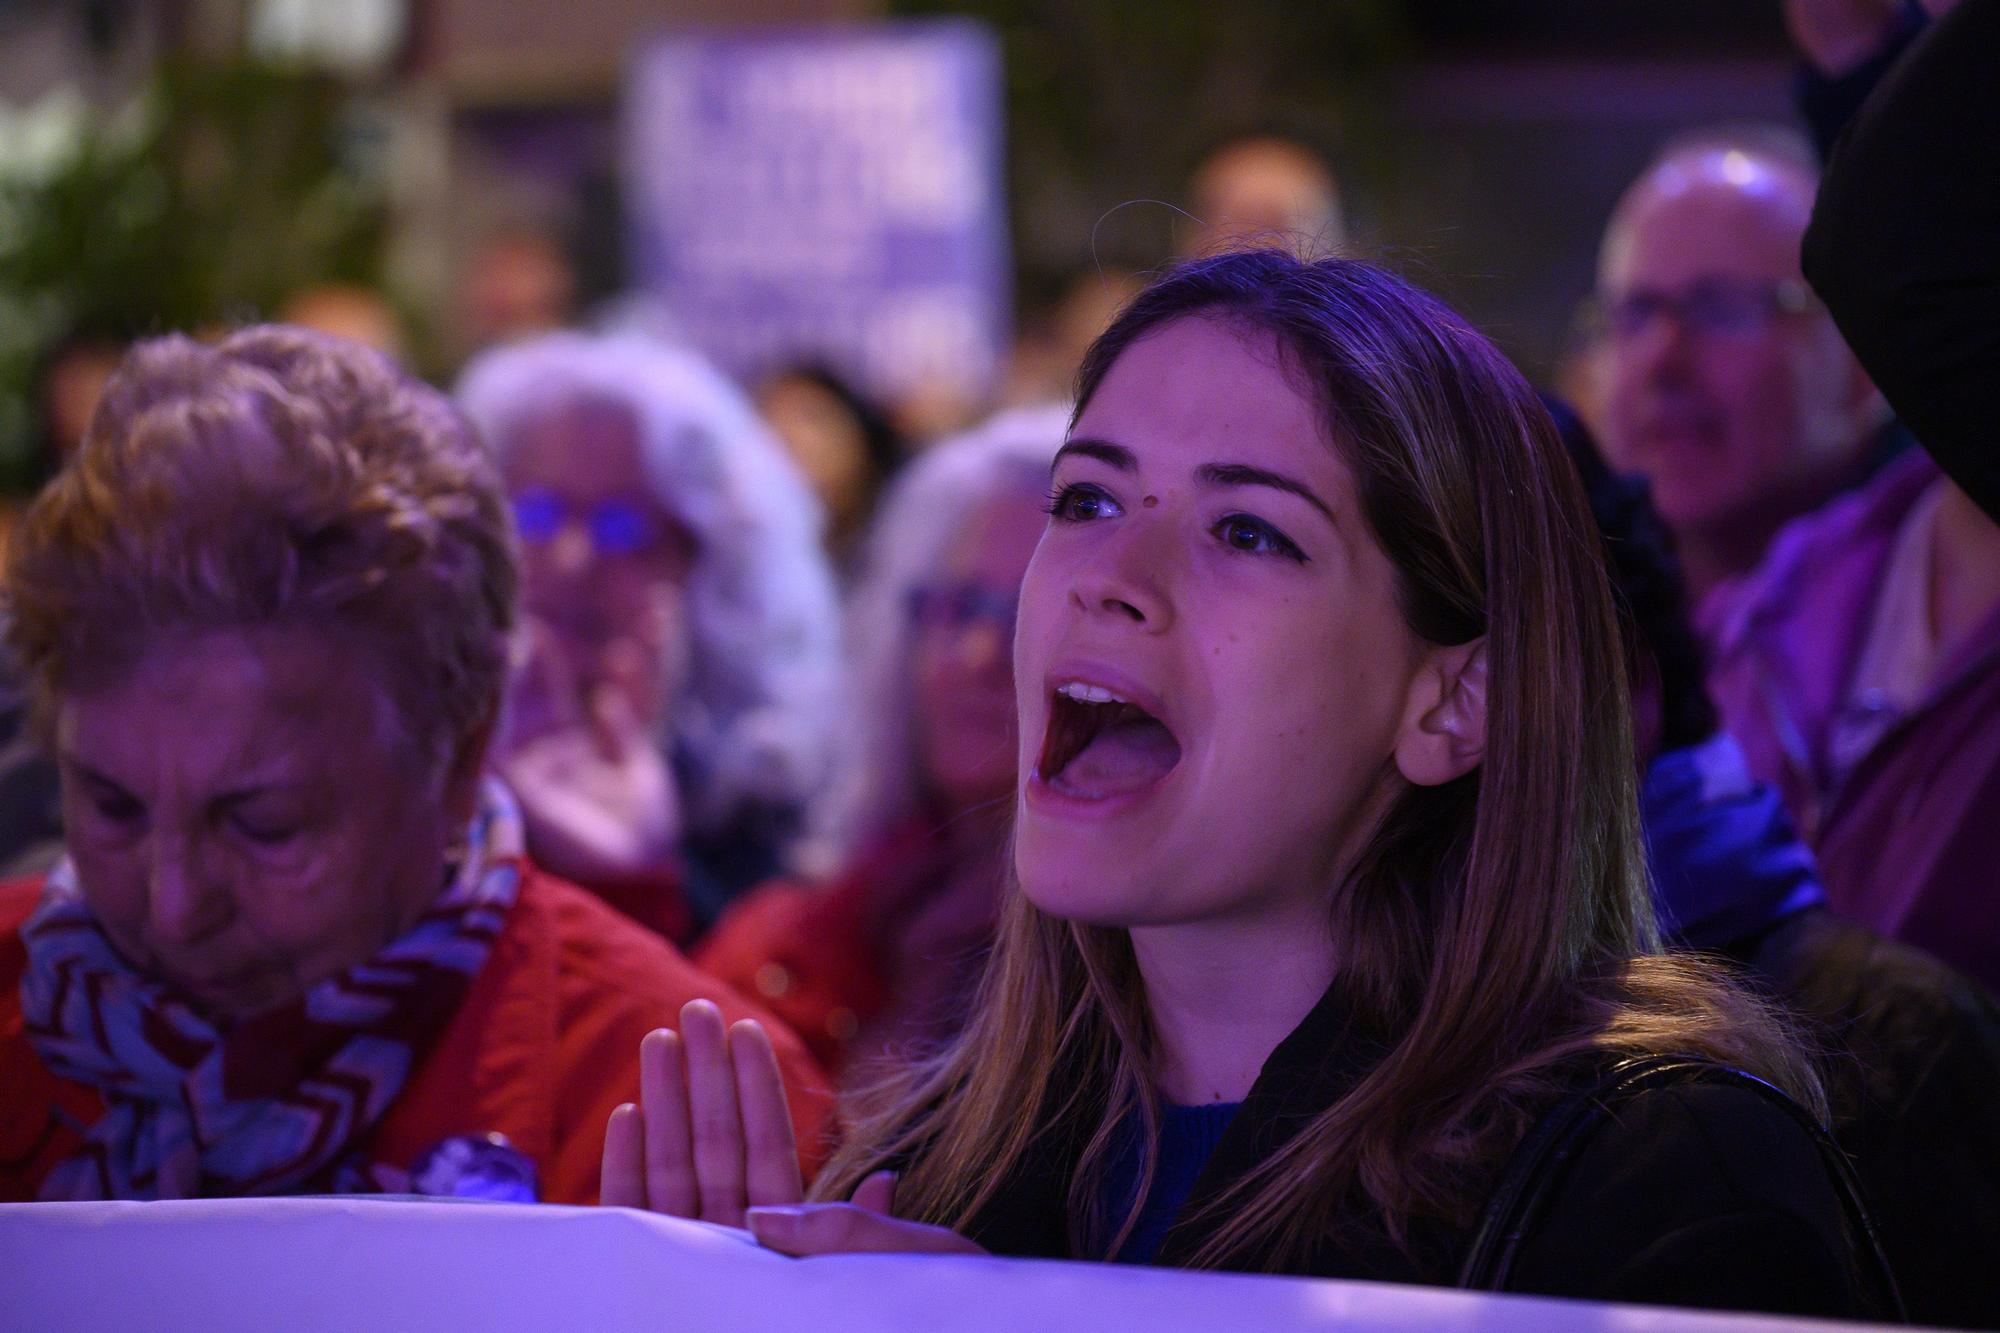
[
  {"left": 60, "top": 756, "right": 131, "bottom": 795},
  {"left": 1050, "top": 438, "right": 1136, "bottom": 474},
  {"left": 212, "top": 778, "right": 307, "bottom": 808},
  {"left": 1196, "top": 462, "right": 1338, "bottom": 527}
]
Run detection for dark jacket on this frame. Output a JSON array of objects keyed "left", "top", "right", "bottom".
[
  {"left": 944, "top": 984, "right": 1878, "bottom": 1321},
  {"left": 1729, "top": 910, "right": 2000, "bottom": 1329},
  {"left": 1803, "top": 0, "right": 2000, "bottom": 525},
  {"left": 1644, "top": 732, "right": 2000, "bottom": 1326}
]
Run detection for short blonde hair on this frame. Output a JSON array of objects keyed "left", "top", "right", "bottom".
[{"left": 3, "top": 326, "right": 517, "bottom": 769}]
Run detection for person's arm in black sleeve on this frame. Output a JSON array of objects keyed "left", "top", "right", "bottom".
[{"left": 1803, "top": 0, "right": 2000, "bottom": 522}]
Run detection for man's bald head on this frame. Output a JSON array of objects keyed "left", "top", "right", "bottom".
[
  {"left": 1600, "top": 140, "right": 1820, "bottom": 291},
  {"left": 1592, "top": 131, "right": 1881, "bottom": 595}
]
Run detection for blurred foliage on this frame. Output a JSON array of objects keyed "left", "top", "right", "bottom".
[
  {"left": 887, "top": 0, "right": 1411, "bottom": 303},
  {"left": 0, "top": 61, "right": 388, "bottom": 495}
]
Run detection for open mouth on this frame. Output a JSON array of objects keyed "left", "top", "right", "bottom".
[{"left": 1034, "top": 680, "right": 1183, "bottom": 800}]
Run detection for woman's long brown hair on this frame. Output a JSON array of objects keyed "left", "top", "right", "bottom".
[{"left": 812, "top": 250, "right": 1817, "bottom": 1269}]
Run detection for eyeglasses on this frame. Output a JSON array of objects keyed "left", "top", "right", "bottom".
[
  {"left": 906, "top": 582, "right": 1018, "bottom": 637},
  {"left": 1589, "top": 278, "right": 1818, "bottom": 342},
  {"left": 512, "top": 488, "right": 669, "bottom": 558}
]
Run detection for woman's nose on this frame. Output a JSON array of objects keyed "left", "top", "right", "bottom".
[
  {"left": 146, "top": 835, "right": 231, "bottom": 945},
  {"left": 548, "top": 522, "right": 596, "bottom": 577},
  {"left": 1068, "top": 521, "right": 1175, "bottom": 631}
]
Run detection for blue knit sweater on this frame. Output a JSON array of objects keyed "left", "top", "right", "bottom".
[{"left": 1102, "top": 1100, "right": 1242, "bottom": 1264}]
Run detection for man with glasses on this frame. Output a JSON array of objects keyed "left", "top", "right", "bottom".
[
  {"left": 1591, "top": 134, "right": 1889, "bottom": 606},
  {"left": 1691, "top": 0, "right": 2000, "bottom": 1011}
]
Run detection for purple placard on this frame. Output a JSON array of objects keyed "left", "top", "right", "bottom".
[{"left": 625, "top": 21, "right": 1010, "bottom": 407}]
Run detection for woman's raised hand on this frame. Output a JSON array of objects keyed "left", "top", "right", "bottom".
[
  {"left": 601, "top": 999, "right": 803, "bottom": 1224},
  {"left": 601, "top": 999, "right": 985, "bottom": 1256}
]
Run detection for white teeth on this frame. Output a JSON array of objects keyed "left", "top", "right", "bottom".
[{"left": 1055, "top": 681, "right": 1124, "bottom": 705}]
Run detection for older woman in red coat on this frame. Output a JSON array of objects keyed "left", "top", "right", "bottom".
[{"left": 0, "top": 327, "right": 828, "bottom": 1204}]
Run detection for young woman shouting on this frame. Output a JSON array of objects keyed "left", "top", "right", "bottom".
[{"left": 601, "top": 251, "right": 1887, "bottom": 1320}]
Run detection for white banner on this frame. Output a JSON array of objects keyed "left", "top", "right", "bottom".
[{"left": 0, "top": 1198, "right": 1890, "bottom": 1332}]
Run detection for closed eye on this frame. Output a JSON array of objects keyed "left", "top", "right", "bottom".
[
  {"left": 1046, "top": 482, "right": 1122, "bottom": 524},
  {"left": 231, "top": 814, "right": 301, "bottom": 847},
  {"left": 1213, "top": 513, "right": 1307, "bottom": 562},
  {"left": 91, "top": 789, "right": 144, "bottom": 826},
  {"left": 70, "top": 778, "right": 145, "bottom": 845}
]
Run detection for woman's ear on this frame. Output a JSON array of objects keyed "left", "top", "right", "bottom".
[{"left": 1393, "top": 638, "right": 1487, "bottom": 788}]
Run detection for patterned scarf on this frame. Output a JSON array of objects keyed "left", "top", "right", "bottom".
[{"left": 19, "top": 780, "right": 524, "bottom": 1200}]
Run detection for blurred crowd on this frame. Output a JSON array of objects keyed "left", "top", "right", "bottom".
[{"left": 1, "top": 1, "right": 1997, "bottom": 1328}]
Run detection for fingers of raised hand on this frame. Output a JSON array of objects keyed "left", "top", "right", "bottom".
[
  {"left": 600, "top": 1002, "right": 801, "bottom": 1227},
  {"left": 849, "top": 1170, "right": 896, "bottom": 1217},
  {"left": 600, "top": 1101, "right": 645, "bottom": 1208},
  {"left": 679, "top": 999, "right": 750, "bottom": 1225},
  {"left": 744, "top": 1203, "right": 986, "bottom": 1258},
  {"left": 729, "top": 1019, "right": 804, "bottom": 1208},
  {"left": 639, "top": 1026, "right": 698, "bottom": 1216}
]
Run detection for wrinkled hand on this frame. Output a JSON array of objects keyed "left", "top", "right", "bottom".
[
  {"left": 601, "top": 1001, "right": 985, "bottom": 1256},
  {"left": 500, "top": 625, "right": 681, "bottom": 886}
]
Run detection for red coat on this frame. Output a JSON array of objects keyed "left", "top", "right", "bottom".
[
  {"left": 0, "top": 864, "right": 832, "bottom": 1204},
  {"left": 696, "top": 822, "right": 983, "bottom": 1079},
  {"left": 695, "top": 870, "right": 887, "bottom": 1079}
]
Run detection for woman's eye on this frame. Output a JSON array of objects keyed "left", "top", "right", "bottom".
[
  {"left": 1215, "top": 515, "right": 1307, "bottom": 562},
  {"left": 232, "top": 815, "right": 301, "bottom": 847},
  {"left": 91, "top": 792, "right": 142, "bottom": 826},
  {"left": 1045, "top": 483, "right": 1120, "bottom": 523}
]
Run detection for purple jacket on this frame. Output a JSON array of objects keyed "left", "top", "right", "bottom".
[{"left": 1703, "top": 450, "right": 2000, "bottom": 991}]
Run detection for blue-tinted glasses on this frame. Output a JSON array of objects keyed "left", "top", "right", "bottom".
[{"left": 512, "top": 488, "right": 664, "bottom": 557}]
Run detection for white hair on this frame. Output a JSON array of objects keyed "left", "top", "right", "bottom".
[
  {"left": 456, "top": 332, "right": 842, "bottom": 842},
  {"left": 808, "top": 403, "right": 1070, "bottom": 870}
]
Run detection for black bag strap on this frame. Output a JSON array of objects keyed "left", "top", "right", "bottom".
[{"left": 1456, "top": 1053, "right": 1905, "bottom": 1321}]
